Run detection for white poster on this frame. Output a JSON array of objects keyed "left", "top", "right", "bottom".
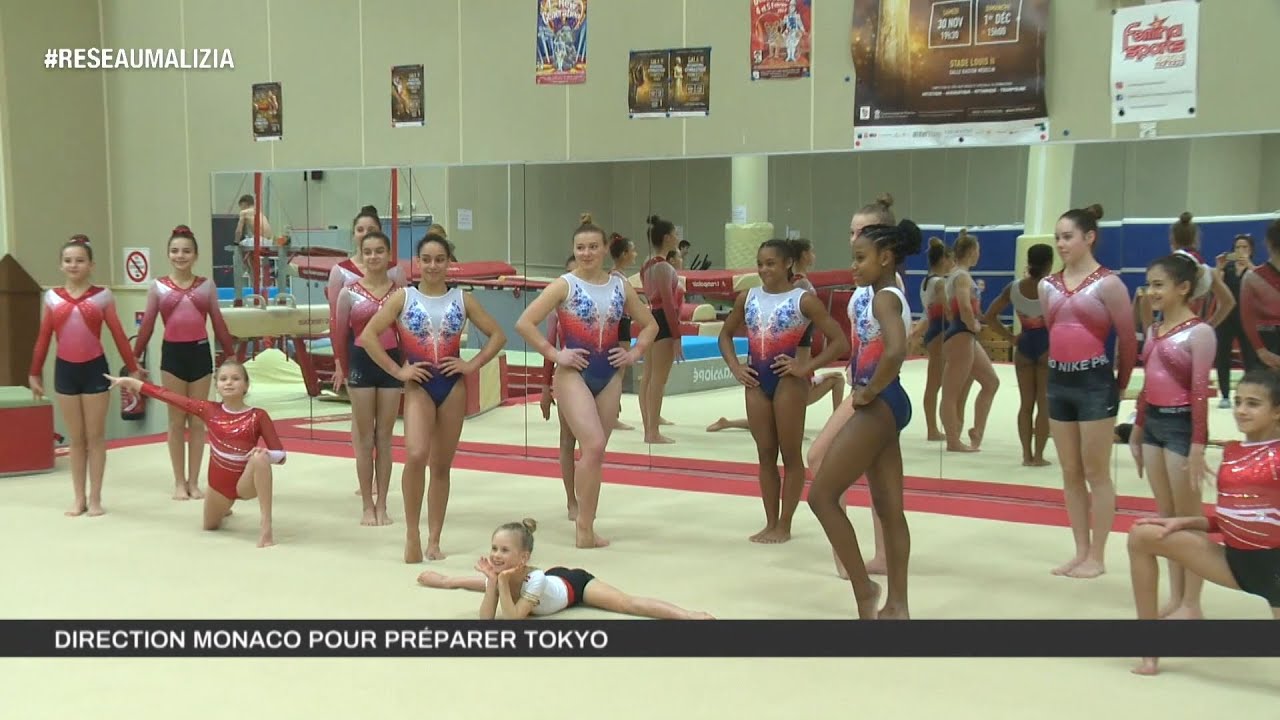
[
  {"left": 1110, "top": 1, "right": 1199, "bottom": 124},
  {"left": 456, "top": 208, "right": 473, "bottom": 231},
  {"left": 122, "top": 247, "right": 151, "bottom": 286}
]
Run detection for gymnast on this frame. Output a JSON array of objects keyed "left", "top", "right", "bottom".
[
  {"left": 911, "top": 237, "right": 954, "bottom": 442},
  {"left": 132, "top": 225, "right": 236, "bottom": 500},
  {"left": 981, "top": 243, "right": 1055, "bottom": 466},
  {"left": 719, "top": 239, "right": 849, "bottom": 544},
  {"left": 807, "top": 220, "right": 921, "bottom": 619},
  {"left": 416, "top": 519, "right": 714, "bottom": 620},
  {"left": 516, "top": 214, "right": 658, "bottom": 549},
  {"left": 1129, "top": 253, "right": 1216, "bottom": 619},
  {"left": 106, "top": 361, "right": 286, "bottom": 548},
  {"left": 539, "top": 255, "right": 581, "bottom": 519},
  {"left": 360, "top": 234, "right": 507, "bottom": 563},
  {"left": 1166, "top": 212, "right": 1235, "bottom": 327},
  {"left": 638, "top": 214, "right": 682, "bottom": 444},
  {"left": 331, "top": 230, "right": 403, "bottom": 526},
  {"left": 1128, "top": 369, "right": 1280, "bottom": 676},
  {"left": 608, "top": 232, "right": 639, "bottom": 431},
  {"left": 1040, "top": 204, "right": 1137, "bottom": 579},
  {"left": 1239, "top": 219, "right": 1280, "bottom": 370},
  {"left": 29, "top": 235, "right": 143, "bottom": 517},
  {"left": 940, "top": 229, "right": 1000, "bottom": 453}
]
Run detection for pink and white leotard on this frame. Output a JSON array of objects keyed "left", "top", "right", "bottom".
[
  {"left": 1039, "top": 267, "right": 1137, "bottom": 390},
  {"left": 30, "top": 286, "right": 141, "bottom": 375},
  {"left": 133, "top": 276, "right": 235, "bottom": 358},
  {"left": 1134, "top": 317, "right": 1215, "bottom": 445}
]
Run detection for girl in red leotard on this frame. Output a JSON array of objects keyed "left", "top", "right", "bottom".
[
  {"left": 1128, "top": 369, "right": 1280, "bottom": 676},
  {"left": 1239, "top": 220, "right": 1280, "bottom": 371},
  {"left": 106, "top": 361, "right": 287, "bottom": 548},
  {"left": 133, "top": 225, "right": 236, "bottom": 501},
  {"left": 638, "top": 215, "right": 682, "bottom": 444},
  {"left": 29, "top": 236, "right": 143, "bottom": 517}
]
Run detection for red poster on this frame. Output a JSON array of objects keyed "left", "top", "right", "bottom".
[{"left": 750, "top": 0, "right": 811, "bottom": 80}]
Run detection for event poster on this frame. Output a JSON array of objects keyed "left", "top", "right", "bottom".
[
  {"left": 391, "top": 65, "right": 424, "bottom": 127},
  {"left": 1110, "top": 1, "right": 1198, "bottom": 124},
  {"left": 669, "top": 48, "right": 712, "bottom": 116},
  {"left": 751, "top": 0, "right": 812, "bottom": 79},
  {"left": 628, "top": 50, "right": 671, "bottom": 118},
  {"left": 851, "top": 0, "right": 1050, "bottom": 149},
  {"left": 251, "top": 82, "right": 282, "bottom": 142},
  {"left": 536, "top": 0, "right": 588, "bottom": 84}
]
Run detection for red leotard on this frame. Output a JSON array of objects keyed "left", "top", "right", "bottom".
[
  {"left": 1206, "top": 439, "right": 1280, "bottom": 550},
  {"left": 140, "top": 383, "right": 286, "bottom": 500},
  {"left": 331, "top": 281, "right": 399, "bottom": 374},
  {"left": 1240, "top": 263, "right": 1280, "bottom": 353},
  {"left": 29, "top": 287, "right": 141, "bottom": 376},
  {"left": 1039, "top": 267, "right": 1137, "bottom": 390},
  {"left": 133, "top": 276, "right": 235, "bottom": 358},
  {"left": 640, "top": 256, "right": 681, "bottom": 334},
  {"left": 1134, "top": 317, "right": 1215, "bottom": 445}
]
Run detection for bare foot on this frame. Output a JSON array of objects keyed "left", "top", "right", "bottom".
[
  {"left": 87, "top": 502, "right": 105, "bottom": 517},
  {"left": 361, "top": 508, "right": 378, "bottom": 526},
  {"left": 173, "top": 486, "right": 191, "bottom": 501},
  {"left": 566, "top": 504, "right": 579, "bottom": 521},
  {"left": 375, "top": 507, "right": 393, "bottom": 526},
  {"left": 1066, "top": 559, "right": 1105, "bottom": 579},
  {"left": 968, "top": 427, "right": 984, "bottom": 450},
  {"left": 854, "top": 581, "right": 882, "bottom": 619},
  {"left": 946, "top": 440, "right": 978, "bottom": 453},
  {"left": 65, "top": 502, "right": 87, "bottom": 517},
  {"left": 225, "top": 509, "right": 234, "bottom": 517},
  {"left": 706, "top": 417, "right": 732, "bottom": 432},
  {"left": 576, "top": 529, "right": 610, "bottom": 548},
  {"left": 186, "top": 483, "right": 204, "bottom": 500},
  {"left": 1132, "top": 658, "right": 1160, "bottom": 676},
  {"left": 257, "top": 531, "right": 275, "bottom": 548},
  {"left": 877, "top": 602, "right": 910, "bottom": 620},
  {"left": 1051, "top": 556, "right": 1085, "bottom": 576},
  {"left": 686, "top": 611, "right": 716, "bottom": 620},
  {"left": 749, "top": 526, "right": 777, "bottom": 543},
  {"left": 645, "top": 434, "right": 676, "bottom": 444},
  {"left": 1022, "top": 457, "right": 1052, "bottom": 467},
  {"left": 927, "top": 431, "right": 945, "bottom": 441},
  {"left": 613, "top": 420, "right": 634, "bottom": 431},
  {"left": 425, "top": 543, "right": 447, "bottom": 561},
  {"left": 764, "top": 528, "right": 792, "bottom": 543},
  {"left": 417, "top": 570, "right": 448, "bottom": 588},
  {"left": 1164, "top": 606, "right": 1203, "bottom": 620},
  {"left": 865, "top": 556, "right": 888, "bottom": 575},
  {"left": 660, "top": 417, "right": 674, "bottom": 426},
  {"left": 405, "top": 537, "right": 424, "bottom": 564}
]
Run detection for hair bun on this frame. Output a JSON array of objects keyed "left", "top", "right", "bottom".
[
  {"left": 521, "top": 518, "right": 538, "bottom": 533},
  {"left": 361, "top": 205, "right": 379, "bottom": 216},
  {"left": 579, "top": 212, "right": 594, "bottom": 225},
  {"left": 897, "top": 218, "right": 923, "bottom": 256},
  {"left": 647, "top": 214, "right": 661, "bottom": 225},
  {"left": 69, "top": 234, "right": 90, "bottom": 244},
  {"left": 875, "top": 192, "right": 894, "bottom": 209},
  {"left": 1086, "top": 203, "right": 1105, "bottom": 220},
  {"left": 928, "top": 236, "right": 944, "bottom": 250},
  {"left": 1178, "top": 211, "right": 1194, "bottom": 225}
]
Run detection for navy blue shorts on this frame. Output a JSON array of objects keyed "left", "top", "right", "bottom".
[
  {"left": 1047, "top": 364, "right": 1119, "bottom": 423},
  {"left": 347, "top": 344, "right": 402, "bottom": 390},
  {"left": 54, "top": 355, "right": 110, "bottom": 396},
  {"left": 1140, "top": 405, "right": 1192, "bottom": 457}
]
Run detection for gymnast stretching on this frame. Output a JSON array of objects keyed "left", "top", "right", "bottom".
[
  {"left": 516, "top": 214, "right": 657, "bottom": 549},
  {"left": 720, "top": 239, "right": 849, "bottom": 544},
  {"left": 361, "top": 234, "right": 507, "bottom": 563},
  {"left": 133, "top": 225, "right": 236, "bottom": 501},
  {"left": 416, "top": 519, "right": 714, "bottom": 620},
  {"left": 106, "top": 361, "right": 286, "bottom": 548},
  {"left": 1128, "top": 369, "right": 1280, "bottom": 676}
]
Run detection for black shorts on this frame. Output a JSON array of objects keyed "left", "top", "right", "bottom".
[
  {"left": 545, "top": 566, "right": 595, "bottom": 607},
  {"left": 619, "top": 315, "right": 632, "bottom": 344},
  {"left": 652, "top": 310, "right": 674, "bottom": 341},
  {"left": 347, "top": 345, "right": 403, "bottom": 390},
  {"left": 54, "top": 355, "right": 110, "bottom": 396},
  {"left": 1140, "top": 405, "right": 1193, "bottom": 457},
  {"left": 1225, "top": 546, "right": 1280, "bottom": 608},
  {"left": 161, "top": 340, "right": 214, "bottom": 383},
  {"left": 1047, "top": 364, "right": 1119, "bottom": 423}
]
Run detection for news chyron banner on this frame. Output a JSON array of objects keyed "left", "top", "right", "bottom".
[
  {"left": 851, "top": 0, "right": 1049, "bottom": 149},
  {"left": 1110, "top": 1, "right": 1198, "bottom": 124}
]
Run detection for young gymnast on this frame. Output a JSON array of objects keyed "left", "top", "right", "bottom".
[
  {"left": 913, "top": 237, "right": 954, "bottom": 441},
  {"left": 360, "top": 234, "right": 507, "bottom": 562},
  {"left": 133, "top": 225, "right": 237, "bottom": 500},
  {"left": 1164, "top": 212, "right": 1235, "bottom": 328},
  {"left": 1128, "top": 253, "right": 1216, "bottom": 619},
  {"left": 940, "top": 229, "right": 1000, "bottom": 453},
  {"left": 106, "top": 361, "right": 286, "bottom": 548},
  {"left": 416, "top": 519, "right": 714, "bottom": 620},
  {"left": 982, "top": 243, "right": 1055, "bottom": 466},
  {"left": 807, "top": 220, "right": 922, "bottom": 619},
  {"left": 609, "top": 233, "right": 638, "bottom": 431},
  {"left": 1239, "top": 219, "right": 1280, "bottom": 370},
  {"left": 516, "top": 214, "right": 658, "bottom": 549},
  {"left": 1040, "top": 204, "right": 1137, "bottom": 579},
  {"left": 718, "top": 240, "right": 848, "bottom": 544},
  {"left": 29, "top": 236, "right": 144, "bottom": 517},
  {"left": 1213, "top": 235, "right": 1259, "bottom": 406},
  {"left": 331, "top": 230, "right": 403, "bottom": 526},
  {"left": 1128, "top": 369, "right": 1280, "bottom": 676},
  {"left": 638, "top": 214, "right": 682, "bottom": 444}
]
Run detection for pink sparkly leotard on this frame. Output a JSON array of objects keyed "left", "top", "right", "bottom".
[
  {"left": 133, "top": 276, "right": 235, "bottom": 358},
  {"left": 1134, "top": 317, "right": 1215, "bottom": 447}
]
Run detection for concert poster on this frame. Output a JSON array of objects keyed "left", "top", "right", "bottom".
[
  {"left": 391, "top": 65, "right": 425, "bottom": 127},
  {"left": 536, "top": 0, "right": 588, "bottom": 84},
  {"left": 669, "top": 47, "right": 712, "bottom": 116},
  {"left": 251, "top": 82, "right": 282, "bottom": 142},
  {"left": 751, "top": 0, "right": 812, "bottom": 80},
  {"left": 628, "top": 49, "right": 671, "bottom": 118}
]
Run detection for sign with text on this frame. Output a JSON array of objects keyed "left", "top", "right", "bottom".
[
  {"left": 851, "top": 0, "right": 1049, "bottom": 149},
  {"left": 122, "top": 247, "right": 151, "bottom": 286},
  {"left": 1110, "top": 0, "right": 1198, "bottom": 123}
]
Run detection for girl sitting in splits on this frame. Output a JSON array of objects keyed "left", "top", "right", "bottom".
[
  {"left": 106, "top": 361, "right": 285, "bottom": 548},
  {"left": 416, "top": 519, "right": 714, "bottom": 620}
]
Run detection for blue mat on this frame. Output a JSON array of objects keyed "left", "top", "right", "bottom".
[
  {"left": 217, "top": 287, "right": 281, "bottom": 302},
  {"left": 679, "top": 335, "right": 746, "bottom": 361}
]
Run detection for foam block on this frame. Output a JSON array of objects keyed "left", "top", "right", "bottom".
[{"left": 724, "top": 222, "right": 775, "bottom": 270}]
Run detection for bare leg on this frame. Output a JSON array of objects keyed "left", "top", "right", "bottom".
[
  {"left": 705, "top": 417, "right": 751, "bottom": 432},
  {"left": 940, "top": 334, "right": 976, "bottom": 452},
  {"left": 867, "top": 434, "right": 909, "bottom": 619},
  {"left": 184, "top": 374, "right": 211, "bottom": 499},
  {"left": 1067, "top": 418, "right": 1119, "bottom": 579},
  {"left": 57, "top": 394, "right": 88, "bottom": 516},
  {"left": 966, "top": 340, "right": 1000, "bottom": 449},
  {"left": 770, "top": 377, "right": 810, "bottom": 542},
  {"left": 400, "top": 385, "right": 434, "bottom": 563},
  {"left": 1141, "top": 444, "right": 1181, "bottom": 615},
  {"left": 235, "top": 454, "right": 275, "bottom": 548},
  {"left": 745, "top": 387, "right": 782, "bottom": 542},
  {"left": 417, "top": 571, "right": 487, "bottom": 591},
  {"left": 1163, "top": 447, "right": 1206, "bottom": 618},
  {"left": 349, "top": 386, "right": 379, "bottom": 526},
  {"left": 162, "top": 372, "right": 191, "bottom": 499},
  {"left": 373, "top": 387, "right": 400, "bottom": 525},
  {"left": 425, "top": 381, "right": 467, "bottom": 561},
  {"left": 201, "top": 486, "right": 234, "bottom": 531},
  {"left": 1014, "top": 356, "right": 1038, "bottom": 465},
  {"left": 1033, "top": 360, "right": 1050, "bottom": 463},
  {"left": 643, "top": 339, "right": 676, "bottom": 444},
  {"left": 922, "top": 337, "right": 945, "bottom": 440},
  {"left": 1049, "top": 419, "right": 1089, "bottom": 575},
  {"left": 556, "top": 407, "right": 579, "bottom": 520},
  {"left": 554, "top": 370, "right": 616, "bottom": 548},
  {"left": 584, "top": 579, "right": 714, "bottom": 620},
  {"left": 82, "top": 392, "right": 110, "bottom": 516},
  {"left": 807, "top": 396, "right": 883, "bottom": 577}
]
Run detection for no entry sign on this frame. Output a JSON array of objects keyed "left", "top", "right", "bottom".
[{"left": 123, "top": 247, "right": 150, "bottom": 286}]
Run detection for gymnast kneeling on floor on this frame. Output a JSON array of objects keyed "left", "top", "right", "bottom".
[
  {"left": 416, "top": 519, "right": 714, "bottom": 620},
  {"left": 106, "top": 360, "right": 286, "bottom": 548}
]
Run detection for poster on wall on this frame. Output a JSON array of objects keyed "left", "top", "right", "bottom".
[
  {"left": 750, "top": 0, "right": 812, "bottom": 80},
  {"left": 1110, "top": 1, "right": 1198, "bottom": 124},
  {"left": 628, "top": 50, "right": 671, "bottom": 118},
  {"left": 669, "top": 47, "right": 712, "bottom": 116},
  {"left": 391, "top": 65, "right": 425, "bottom": 127},
  {"left": 536, "top": 0, "right": 588, "bottom": 85},
  {"left": 851, "top": 0, "right": 1050, "bottom": 149},
  {"left": 251, "top": 82, "right": 282, "bottom": 142}
]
